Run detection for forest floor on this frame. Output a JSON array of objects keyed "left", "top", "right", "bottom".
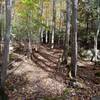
[{"left": 3, "top": 45, "right": 100, "bottom": 100}]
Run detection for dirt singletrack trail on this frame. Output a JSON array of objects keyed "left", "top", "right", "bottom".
[
  {"left": 5, "top": 45, "right": 100, "bottom": 99},
  {"left": 6, "top": 45, "right": 66, "bottom": 99}
]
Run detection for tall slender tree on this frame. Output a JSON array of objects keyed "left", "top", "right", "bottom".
[
  {"left": 71, "top": 0, "right": 78, "bottom": 80},
  {"left": 39, "top": 0, "right": 44, "bottom": 43},
  {"left": 62, "top": 0, "right": 71, "bottom": 65},
  {"left": 51, "top": 0, "right": 56, "bottom": 49},
  {"left": 94, "top": 0, "right": 100, "bottom": 63},
  {"left": 0, "top": 1, "right": 5, "bottom": 58},
  {"left": 1, "top": 0, "right": 12, "bottom": 88}
]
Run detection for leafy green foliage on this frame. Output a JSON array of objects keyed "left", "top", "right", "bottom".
[{"left": 12, "top": 0, "right": 42, "bottom": 40}]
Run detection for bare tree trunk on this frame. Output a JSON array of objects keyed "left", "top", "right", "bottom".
[
  {"left": 94, "top": 35, "right": 98, "bottom": 62},
  {"left": 39, "top": 0, "right": 44, "bottom": 43},
  {"left": 1, "top": 0, "right": 12, "bottom": 88},
  {"left": 94, "top": 0, "right": 100, "bottom": 63},
  {"left": 94, "top": 26, "right": 100, "bottom": 63},
  {"left": 27, "top": 10, "right": 33, "bottom": 57},
  {"left": 71, "top": 0, "right": 78, "bottom": 80},
  {"left": 45, "top": 30, "right": 48, "bottom": 44},
  {"left": 0, "top": 4, "right": 1, "bottom": 30},
  {"left": 28, "top": 32, "right": 32, "bottom": 56},
  {"left": 45, "top": 18, "right": 49, "bottom": 44},
  {"left": 0, "top": 2, "right": 5, "bottom": 57},
  {"left": 51, "top": 0, "right": 56, "bottom": 49},
  {"left": 62, "top": 0, "right": 71, "bottom": 64},
  {"left": 59, "top": 1, "right": 63, "bottom": 32}
]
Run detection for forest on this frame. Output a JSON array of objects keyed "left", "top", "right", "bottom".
[{"left": 0, "top": 0, "right": 100, "bottom": 100}]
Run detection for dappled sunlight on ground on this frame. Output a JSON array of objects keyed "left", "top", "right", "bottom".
[
  {"left": 6, "top": 46, "right": 66, "bottom": 99},
  {"left": 5, "top": 45, "right": 100, "bottom": 99}
]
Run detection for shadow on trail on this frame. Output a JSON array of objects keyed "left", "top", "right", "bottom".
[
  {"left": 31, "top": 50, "right": 67, "bottom": 83},
  {"left": 31, "top": 52, "right": 56, "bottom": 73},
  {"left": 37, "top": 51, "right": 58, "bottom": 64},
  {"left": 39, "top": 46, "right": 61, "bottom": 59}
]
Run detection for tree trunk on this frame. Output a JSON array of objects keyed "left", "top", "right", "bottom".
[
  {"left": 45, "top": 18, "right": 49, "bottom": 44},
  {"left": 51, "top": 0, "right": 56, "bottom": 49},
  {"left": 45, "top": 30, "right": 48, "bottom": 44},
  {"left": 39, "top": 0, "right": 44, "bottom": 43},
  {"left": 0, "top": 3, "right": 5, "bottom": 58},
  {"left": 1, "top": 0, "right": 12, "bottom": 88},
  {"left": 59, "top": 0, "right": 63, "bottom": 32},
  {"left": 71, "top": 0, "right": 78, "bottom": 80},
  {"left": 94, "top": 35, "right": 98, "bottom": 63},
  {"left": 28, "top": 32, "right": 32, "bottom": 56},
  {"left": 94, "top": 0, "right": 100, "bottom": 63},
  {"left": 62, "top": 0, "right": 71, "bottom": 64},
  {"left": 40, "top": 28, "right": 44, "bottom": 43},
  {"left": 27, "top": 10, "right": 33, "bottom": 57}
]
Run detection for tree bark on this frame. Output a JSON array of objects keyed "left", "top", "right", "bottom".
[
  {"left": 45, "top": 30, "right": 48, "bottom": 44},
  {"left": 94, "top": 0, "right": 100, "bottom": 63},
  {"left": 71, "top": 0, "right": 78, "bottom": 79},
  {"left": 62, "top": 0, "right": 71, "bottom": 64},
  {"left": 1, "top": 0, "right": 12, "bottom": 88},
  {"left": 28, "top": 32, "right": 32, "bottom": 56},
  {"left": 94, "top": 35, "right": 98, "bottom": 62},
  {"left": 51, "top": 0, "right": 56, "bottom": 49},
  {"left": 39, "top": 0, "right": 44, "bottom": 43},
  {"left": 0, "top": 2, "right": 5, "bottom": 57}
]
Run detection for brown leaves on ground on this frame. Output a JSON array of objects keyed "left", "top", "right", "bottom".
[{"left": 5, "top": 45, "right": 100, "bottom": 100}]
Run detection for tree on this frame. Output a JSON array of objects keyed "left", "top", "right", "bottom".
[
  {"left": 39, "top": 0, "right": 44, "bottom": 43},
  {"left": 62, "top": 0, "right": 71, "bottom": 64},
  {"left": 13, "top": 0, "right": 40, "bottom": 54},
  {"left": 1, "top": 0, "right": 12, "bottom": 88},
  {"left": 71, "top": 0, "right": 78, "bottom": 80},
  {"left": 0, "top": 0, "right": 5, "bottom": 58},
  {"left": 51, "top": 0, "right": 56, "bottom": 49},
  {"left": 94, "top": 0, "right": 100, "bottom": 63}
]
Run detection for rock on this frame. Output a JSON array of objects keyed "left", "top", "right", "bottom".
[
  {"left": 69, "top": 81, "right": 86, "bottom": 89},
  {"left": 81, "top": 49, "right": 100, "bottom": 60},
  {"left": 74, "top": 82, "right": 85, "bottom": 88},
  {"left": 81, "top": 50, "right": 93, "bottom": 60},
  {"left": 91, "top": 96, "right": 100, "bottom": 100}
]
